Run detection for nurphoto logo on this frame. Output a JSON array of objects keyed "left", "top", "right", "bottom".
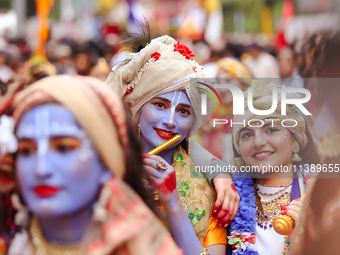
[{"left": 199, "top": 84, "right": 311, "bottom": 116}]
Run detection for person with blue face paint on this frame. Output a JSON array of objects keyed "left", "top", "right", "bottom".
[
  {"left": 16, "top": 104, "right": 111, "bottom": 222},
  {"left": 106, "top": 35, "right": 240, "bottom": 255},
  {"left": 0, "top": 76, "right": 181, "bottom": 255},
  {"left": 139, "top": 90, "right": 192, "bottom": 163}
]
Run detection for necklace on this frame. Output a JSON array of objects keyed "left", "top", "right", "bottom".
[
  {"left": 30, "top": 216, "right": 80, "bottom": 255},
  {"left": 255, "top": 180, "right": 293, "bottom": 196},
  {"left": 255, "top": 184, "right": 291, "bottom": 229},
  {"left": 255, "top": 179, "right": 293, "bottom": 188},
  {"left": 255, "top": 183, "right": 293, "bottom": 254},
  {"left": 230, "top": 171, "right": 296, "bottom": 255}
]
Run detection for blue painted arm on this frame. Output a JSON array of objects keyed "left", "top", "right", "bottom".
[{"left": 165, "top": 194, "right": 203, "bottom": 255}]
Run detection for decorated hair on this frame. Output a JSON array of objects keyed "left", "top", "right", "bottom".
[
  {"left": 111, "top": 20, "right": 151, "bottom": 76},
  {"left": 105, "top": 32, "right": 214, "bottom": 136}
]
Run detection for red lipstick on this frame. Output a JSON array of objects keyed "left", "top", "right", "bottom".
[
  {"left": 154, "top": 128, "right": 176, "bottom": 139},
  {"left": 34, "top": 186, "right": 61, "bottom": 197}
]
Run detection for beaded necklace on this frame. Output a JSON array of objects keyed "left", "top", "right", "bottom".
[
  {"left": 255, "top": 183, "right": 292, "bottom": 254},
  {"left": 255, "top": 183, "right": 292, "bottom": 230}
]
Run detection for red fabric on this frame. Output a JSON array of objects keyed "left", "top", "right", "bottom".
[{"left": 275, "top": 0, "right": 294, "bottom": 50}]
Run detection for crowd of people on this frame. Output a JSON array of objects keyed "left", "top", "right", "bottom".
[
  {"left": 0, "top": 7, "right": 340, "bottom": 254},
  {"left": 0, "top": 21, "right": 334, "bottom": 93}
]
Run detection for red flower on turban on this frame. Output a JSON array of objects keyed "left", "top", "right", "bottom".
[
  {"left": 174, "top": 41, "right": 195, "bottom": 60},
  {"left": 151, "top": 52, "right": 161, "bottom": 61}
]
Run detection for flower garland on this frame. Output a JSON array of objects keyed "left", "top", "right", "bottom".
[{"left": 228, "top": 171, "right": 258, "bottom": 255}]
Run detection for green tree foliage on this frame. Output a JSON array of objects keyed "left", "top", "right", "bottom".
[{"left": 221, "top": 0, "right": 283, "bottom": 33}]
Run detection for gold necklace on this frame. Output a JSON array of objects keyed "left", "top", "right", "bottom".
[
  {"left": 255, "top": 186, "right": 291, "bottom": 230},
  {"left": 30, "top": 216, "right": 80, "bottom": 255},
  {"left": 255, "top": 180, "right": 293, "bottom": 196}
]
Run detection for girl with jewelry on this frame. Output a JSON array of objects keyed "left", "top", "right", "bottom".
[
  {"left": 105, "top": 34, "right": 240, "bottom": 255},
  {"left": 0, "top": 75, "right": 181, "bottom": 255},
  {"left": 226, "top": 80, "right": 319, "bottom": 255}
]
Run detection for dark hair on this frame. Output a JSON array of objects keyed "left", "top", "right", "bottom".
[
  {"left": 0, "top": 192, "right": 13, "bottom": 236},
  {"left": 298, "top": 127, "right": 320, "bottom": 165},
  {"left": 123, "top": 110, "right": 162, "bottom": 218},
  {"left": 30, "top": 71, "right": 50, "bottom": 84},
  {"left": 0, "top": 80, "right": 7, "bottom": 96}
]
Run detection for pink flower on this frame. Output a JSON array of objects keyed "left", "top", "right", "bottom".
[
  {"left": 151, "top": 52, "right": 161, "bottom": 61},
  {"left": 174, "top": 41, "right": 195, "bottom": 60}
]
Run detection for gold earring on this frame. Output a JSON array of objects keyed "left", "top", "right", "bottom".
[
  {"left": 291, "top": 140, "right": 301, "bottom": 162},
  {"left": 186, "top": 134, "right": 190, "bottom": 155},
  {"left": 235, "top": 156, "right": 246, "bottom": 169},
  {"left": 138, "top": 124, "right": 140, "bottom": 139}
]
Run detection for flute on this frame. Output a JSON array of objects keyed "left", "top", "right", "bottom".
[
  {"left": 273, "top": 194, "right": 305, "bottom": 235},
  {"left": 148, "top": 135, "right": 182, "bottom": 155}
]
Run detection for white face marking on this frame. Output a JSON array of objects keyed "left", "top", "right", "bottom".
[
  {"left": 16, "top": 108, "right": 93, "bottom": 161},
  {"left": 17, "top": 122, "right": 87, "bottom": 139},
  {"left": 254, "top": 126, "right": 260, "bottom": 136},
  {"left": 282, "top": 128, "right": 288, "bottom": 141},
  {"left": 36, "top": 108, "right": 50, "bottom": 155},
  {"left": 170, "top": 91, "right": 182, "bottom": 113},
  {"left": 79, "top": 132, "right": 93, "bottom": 161},
  {"left": 247, "top": 120, "right": 262, "bottom": 137},
  {"left": 169, "top": 91, "right": 182, "bottom": 124}
]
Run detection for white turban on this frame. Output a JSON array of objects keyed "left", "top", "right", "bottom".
[{"left": 104, "top": 35, "right": 215, "bottom": 135}]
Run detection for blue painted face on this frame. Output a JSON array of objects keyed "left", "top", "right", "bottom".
[
  {"left": 139, "top": 90, "right": 192, "bottom": 150},
  {"left": 15, "top": 104, "right": 112, "bottom": 218}
]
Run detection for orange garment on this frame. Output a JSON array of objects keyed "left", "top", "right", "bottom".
[
  {"left": 203, "top": 216, "right": 228, "bottom": 247},
  {"left": 35, "top": 0, "right": 54, "bottom": 56}
]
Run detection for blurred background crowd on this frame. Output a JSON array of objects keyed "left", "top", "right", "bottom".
[
  {"left": 0, "top": 0, "right": 340, "bottom": 160},
  {"left": 0, "top": 0, "right": 340, "bottom": 88}
]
